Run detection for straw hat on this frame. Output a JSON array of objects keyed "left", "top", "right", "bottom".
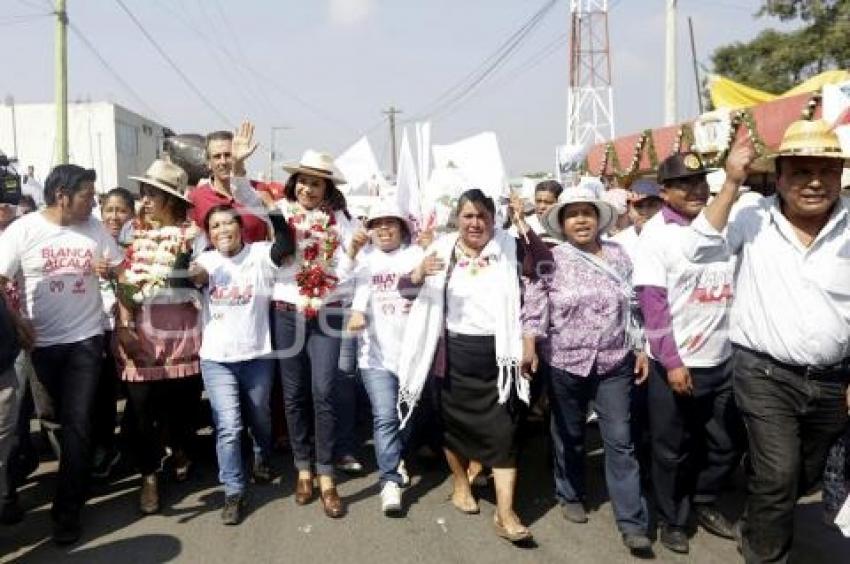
[
  {"left": 128, "top": 159, "right": 192, "bottom": 204},
  {"left": 543, "top": 186, "right": 616, "bottom": 242},
  {"left": 754, "top": 118, "right": 850, "bottom": 172},
  {"left": 283, "top": 150, "right": 346, "bottom": 185}
]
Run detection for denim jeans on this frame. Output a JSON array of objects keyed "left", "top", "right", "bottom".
[
  {"left": 361, "top": 368, "right": 406, "bottom": 485},
  {"left": 547, "top": 356, "right": 649, "bottom": 534},
  {"left": 648, "top": 358, "right": 744, "bottom": 528},
  {"left": 201, "top": 358, "right": 274, "bottom": 496},
  {"left": 733, "top": 346, "right": 849, "bottom": 564},
  {"left": 335, "top": 332, "right": 360, "bottom": 459},
  {"left": 271, "top": 308, "right": 343, "bottom": 476},
  {"left": 30, "top": 335, "right": 102, "bottom": 521}
]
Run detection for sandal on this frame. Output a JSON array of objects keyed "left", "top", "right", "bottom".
[
  {"left": 493, "top": 514, "right": 532, "bottom": 544},
  {"left": 447, "top": 491, "right": 479, "bottom": 515}
]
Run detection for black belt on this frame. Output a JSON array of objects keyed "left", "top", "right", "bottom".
[{"left": 734, "top": 345, "right": 850, "bottom": 383}]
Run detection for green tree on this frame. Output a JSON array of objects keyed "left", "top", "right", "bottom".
[{"left": 710, "top": 0, "right": 850, "bottom": 94}]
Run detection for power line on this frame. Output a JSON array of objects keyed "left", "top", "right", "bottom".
[
  {"left": 113, "top": 0, "right": 233, "bottom": 126},
  {"left": 67, "top": 22, "right": 165, "bottom": 123},
  {"left": 405, "top": 0, "right": 558, "bottom": 123}
]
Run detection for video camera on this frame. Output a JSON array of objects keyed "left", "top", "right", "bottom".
[{"left": 0, "top": 153, "right": 21, "bottom": 206}]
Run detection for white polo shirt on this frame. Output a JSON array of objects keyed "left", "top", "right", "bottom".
[{"left": 690, "top": 195, "right": 850, "bottom": 366}]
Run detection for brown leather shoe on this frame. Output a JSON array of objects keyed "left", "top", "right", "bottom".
[
  {"left": 295, "top": 477, "right": 314, "bottom": 506},
  {"left": 320, "top": 487, "right": 346, "bottom": 518}
]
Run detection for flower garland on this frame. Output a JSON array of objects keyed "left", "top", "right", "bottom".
[
  {"left": 454, "top": 244, "right": 494, "bottom": 276},
  {"left": 119, "top": 220, "right": 199, "bottom": 305},
  {"left": 287, "top": 204, "right": 341, "bottom": 319}
]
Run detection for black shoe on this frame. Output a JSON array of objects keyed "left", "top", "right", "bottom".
[
  {"left": 560, "top": 501, "right": 588, "bottom": 524},
  {"left": 0, "top": 497, "right": 24, "bottom": 525},
  {"left": 221, "top": 494, "right": 245, "bottom": 526},
  {"left": 694, "top": 503, "right": 736, "bottom": 539},
  {"left": 251, "top": 461, "right": 273, "bottom": 484},
  {"left": 659, "top": 524, "right": 689, "bottom": 554},
  {"left": 52, "top": 517, "right": 81, "bottom": 545},
  {"left": 622, "top": 532, "right": 652, "bottom": 554}
]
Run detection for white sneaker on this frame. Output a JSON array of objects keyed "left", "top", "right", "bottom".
[
  {"left": 380, "top": 481, "right": 402, "bottom": 515},
  {"left": 397, "top": 461, "right": 410, "bottom": 488}
]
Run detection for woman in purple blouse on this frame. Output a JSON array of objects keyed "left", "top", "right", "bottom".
[{"left": 521, "top": 187, "right": 652, "bottom": 555}]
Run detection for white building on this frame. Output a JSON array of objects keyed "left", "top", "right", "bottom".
[{"left": 0, "top": 101, "right": 169, "bottom": 193}]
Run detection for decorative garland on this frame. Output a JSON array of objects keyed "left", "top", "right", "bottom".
[
  {"left": 287, "top": 204, "right": 341, "bottom": 319},
  {"left": 591, "top": 102, "right": 779, "bottom": 177},
  {"left": 120, "top": 220, "right": 200, "bottom": 305}
]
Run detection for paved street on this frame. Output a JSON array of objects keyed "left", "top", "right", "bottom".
[{"left": 1, "top": 420, "right": 848, "bottom": 563}]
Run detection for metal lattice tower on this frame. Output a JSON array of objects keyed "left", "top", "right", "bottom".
[{"left": 567, "top": 0, "right": 615, "bottom": 148}]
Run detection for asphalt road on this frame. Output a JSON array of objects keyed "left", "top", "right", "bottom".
[{"left": 1, "top": 420, "right": 848, "bottom": 563}]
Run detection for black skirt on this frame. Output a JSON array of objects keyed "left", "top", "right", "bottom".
[{"left": 440, "top": 333, "right": 519, "bottom": 467}]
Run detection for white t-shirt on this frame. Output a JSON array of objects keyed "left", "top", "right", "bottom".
[
  {"left": 612, "top": 225, "right": 640, "bottom": 264},
  {"left": 445, "top": 252, "right": 501, "bottom": 336},
  {"left": 0, "top": 212, "right": 123, "bottom": 347},
  {"left": 195, "top": 242, "right": 277, "bottom": 363},
  {"left": 633, "top": 212, "right": 735, "bottom": 367},
  {"left": 351, "top": 245, "right": 423, "bottom": 373}
]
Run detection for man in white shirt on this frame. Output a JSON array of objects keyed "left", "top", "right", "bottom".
[
  {"left": 691, "top": 119, "right": 850, "bottom": 563},
  {"left": 634, "top": 153, "right": 742, "bottom": 555},
  {"left": 612, "top": 179, "right": 663, "bottom": 263},
  {"left": 0, "top": 164, "right": 123, "bottom": 545}
]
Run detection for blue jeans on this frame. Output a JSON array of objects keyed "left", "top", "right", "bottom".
[
  {"left": 201, "top": 358, "right": 274, "bottom": 496},
  {"left": 334, "top": 333, "right": 360, "bottom": 459},
  {"left": 548, "top": 356, "right": 649, "bottom": 535},
  {"left": 361, "top": 368, "right": 406, "bottom": 485},
  {"left": 271, "top": 308, "right": 343, "bottom": 476}
]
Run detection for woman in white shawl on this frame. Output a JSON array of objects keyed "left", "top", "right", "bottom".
[{"left": 396, "top": 189, "right": 549, "bottom": 544}]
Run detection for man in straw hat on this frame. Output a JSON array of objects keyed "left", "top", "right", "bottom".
[
  {"left": 634, "top": 152, "right": 742, "bottom": 554},
  {"left": 689, "top": 118, "right": 850, "bottom": 563}
]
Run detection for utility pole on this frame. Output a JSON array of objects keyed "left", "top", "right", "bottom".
[
  {"left": 664, "top": 0, "right": 677, "bottom": 126},
  {"left": 55, "top": 0, "right": 69, "bottom": 164},
  {"left": 268, "top": 125, "right": 291, "bottom": 181},
  {"left": 383, "top": 106, "right": 402, "bottom": 177},
  {"left": 688, "top": 17, "right": 704, "bottom": 114}
]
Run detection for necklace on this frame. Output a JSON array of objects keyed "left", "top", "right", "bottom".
[{"left": 454, "top": 243, "right": 491, "bottom": 276}]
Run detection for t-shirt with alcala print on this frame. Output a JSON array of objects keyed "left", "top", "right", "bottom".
[{"left": 0, "top": 212, "right": 123, "bottom": 347}]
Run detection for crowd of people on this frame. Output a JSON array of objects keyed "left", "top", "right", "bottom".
[{"left": 0, "top": 116, "right": 848, "bottom": 563}]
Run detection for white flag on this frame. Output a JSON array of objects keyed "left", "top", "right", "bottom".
[
  {"left": 335, "top": 136, "right": 390, "bottom": 197},
  {"left": 395, "top": 128, "right": 421, "bottom": 224}
]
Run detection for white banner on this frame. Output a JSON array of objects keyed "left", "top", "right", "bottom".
[
  {"left": 431, "top": 132, "right": 508, "bottom": 203},
  {"left": 555, "top": 143, "right": 589, "bottom": 183},
  {"left": 335, "top": 136, "right": 390, "bottom": 197},
  {"left": 822, "top": 79, "right": 850, "bottom": 155}
]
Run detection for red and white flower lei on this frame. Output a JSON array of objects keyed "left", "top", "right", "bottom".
[
  {"left": 287, "top": 204, "right": 341, "bottom": 319},
  {"left": 121, "top": 220, "right": 199, "bottom": 304}
]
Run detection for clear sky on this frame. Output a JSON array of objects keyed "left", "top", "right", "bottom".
[{"left": 4, "top": 0, "right": 792, "bottom": 176}]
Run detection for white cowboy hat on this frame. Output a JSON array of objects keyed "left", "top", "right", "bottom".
[
  {"left": 283, "top": 149, "right": 346, "bottom": 185},
  {"left": 128, "top": 159, "right": 192, "bottom": 204},
  {"left": 366, "top": 200, "right": 414, "bottom": 236},
  {"left": 544, "top": 186, "right": 616, "bottom": 242}
]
